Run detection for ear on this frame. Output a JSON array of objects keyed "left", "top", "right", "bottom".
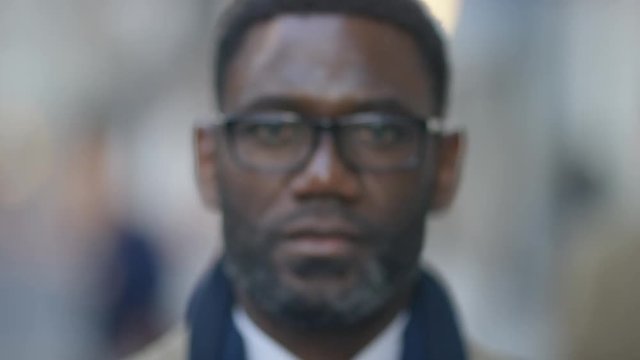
[
  {"left": 430, "top": 131, "right": 466, "bottom": 212},
  {"left": 194, "top": 126, "right": 220, "bottom": 210}
]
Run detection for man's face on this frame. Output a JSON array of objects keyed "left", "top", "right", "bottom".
[{"left": 203, "top": 15, "right": 448, "bottom": 328}]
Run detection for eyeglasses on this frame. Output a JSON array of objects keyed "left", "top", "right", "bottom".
[{"left": 210, "top": 111, "right": 442, "bottom": 172}]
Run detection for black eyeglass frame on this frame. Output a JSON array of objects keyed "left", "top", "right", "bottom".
[{"left": 206, "top": 111, "right": 444, "bottom": 173}]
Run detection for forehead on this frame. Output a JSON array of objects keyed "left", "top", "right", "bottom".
[{"left": 222, "top": 15, "right": 433, "bottom": 116}]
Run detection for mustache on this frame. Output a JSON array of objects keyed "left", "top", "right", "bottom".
[{"left": 265, "top": 200, "right": 373, "bottom": 240}]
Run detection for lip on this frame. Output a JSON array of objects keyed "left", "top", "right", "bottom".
[
  {"left": 280, "top": 219, "right": 362, "bottom": 257},
  {"left": 282, "top": 234, "right": 356, "bottom": 257},
  {"left": 283, "top": 218, "right": 361, "bottom": 240}
]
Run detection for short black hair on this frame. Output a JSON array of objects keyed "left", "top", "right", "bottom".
[{"left": 213, "top": 0, "right": 450, "bottom": 116}]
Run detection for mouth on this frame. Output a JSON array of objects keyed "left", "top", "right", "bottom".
[
  {"left": 280, "top": 220, "right": 362, "bottom": 258},
  {"left": 268, "top": 216, "right": 370, "bottom": 284}
]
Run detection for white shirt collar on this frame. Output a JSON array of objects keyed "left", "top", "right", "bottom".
[{"left": 233, "top": 307, "right": 409, "bottom": 360}]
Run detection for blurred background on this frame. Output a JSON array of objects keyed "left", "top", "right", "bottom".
[{"left": 1, "top": 0, "right": 638, "bottom": 359}]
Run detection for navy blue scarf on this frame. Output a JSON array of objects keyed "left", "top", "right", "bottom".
[{"left": 187, "top": 262, "right": 467, "bottom": 360}]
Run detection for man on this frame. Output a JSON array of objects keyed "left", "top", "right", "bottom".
[{"left": 135, "top": 0, "right": 469, "bottom": 358}]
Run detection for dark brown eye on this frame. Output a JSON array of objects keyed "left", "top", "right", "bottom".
[
  {"left": 354, "top": 122, "right": 408, "bottom": 146},
  {"left": 239, "top": 122, "right": 297, "bottom": 146},
  {"left": 338, "top": 112, "right": 423, "bottom": 170},
  {"left": 232, "top": 112, "right": 305, "bottom": 148}
]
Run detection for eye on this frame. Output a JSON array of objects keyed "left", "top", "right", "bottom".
[
  {"left": 351, "top": 122, "right": 409, "bottom": 146},
  {"left": 232, "top": 112, "right": 307, "bottom": 148},
  {"left": 250, "top": 124, "right": 292, "bottom": 144}
]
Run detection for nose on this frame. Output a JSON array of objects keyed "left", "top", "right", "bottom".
[{"left": 291, "top": 133, "right": 362, "bottom": 203}]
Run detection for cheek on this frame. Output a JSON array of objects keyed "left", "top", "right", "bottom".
[
  {"left": 218, "top": 159, "right": 289, "bottom": 222},
  {"left": 361, "top": 172, "right": 431, "bottom": 225}
]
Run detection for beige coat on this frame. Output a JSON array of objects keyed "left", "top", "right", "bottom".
[{"left": 128, "top": 325, "right": 514, "bottom": 360}]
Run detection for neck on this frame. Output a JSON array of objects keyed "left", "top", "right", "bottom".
[{"left": 236, "top": 285, "right": 413, "bottom": 360}]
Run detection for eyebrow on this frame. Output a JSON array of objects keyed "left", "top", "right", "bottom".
[
  {"left": 350, "top": 99, "right": 422, "bottom": 118},
  {"left": 236, "top": 96, "right": 424, "bottom": 118},
  {"left": 237, "top": 96, "right": 306, "bottom": 113}
]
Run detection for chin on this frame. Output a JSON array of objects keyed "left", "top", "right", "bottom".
[{"left": 227, "top": 253, "right": 399, "bottom": 330}]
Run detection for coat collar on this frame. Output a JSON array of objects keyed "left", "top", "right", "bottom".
[{"left": 187, "top": 260, "right": 467, "bottom": 360}]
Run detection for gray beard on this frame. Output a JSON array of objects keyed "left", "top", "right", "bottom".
[
  {"left": 221, "top": 201, "right": 424, "bottom": 330},
  {"left": 224, "top": 249, "right": 416, "bottom": 330}
]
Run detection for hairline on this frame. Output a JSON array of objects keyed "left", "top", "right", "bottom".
[{"left": 212, "top": 2, "right": 449, "bottom": 117}]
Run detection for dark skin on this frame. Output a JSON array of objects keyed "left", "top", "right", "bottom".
[{"left": 196, "top": 15, "right": 464, "bottom": 360}]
